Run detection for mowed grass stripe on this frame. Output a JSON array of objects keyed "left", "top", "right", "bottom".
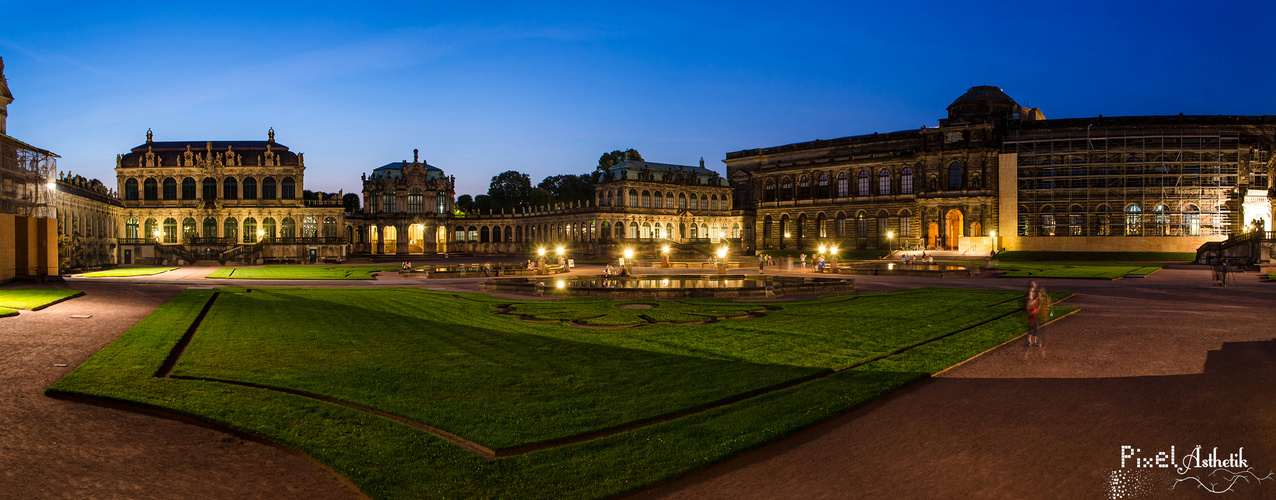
[
  {"left": 0, "top": 289, "right": 84, "bottom": 310},
  {"left": 206, "top": 265, "right": 398, "bottom": 280}
]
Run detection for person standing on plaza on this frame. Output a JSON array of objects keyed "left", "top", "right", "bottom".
[
  {"left": 1025, "top": 281, "right": 1043, "bottom": 348},
  {"left": 800, "top": 253, "right": 807, "bottom": 272},
  {"left": 1221, "top": 258, "right": 1229, "bottom": 287}
]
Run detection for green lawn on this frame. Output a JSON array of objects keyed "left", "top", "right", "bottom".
[
  {"left": 995, "top": 262, "right": 1161, "bottom": 279},
  {"left": 79, "top": 267, "right": 176, "bottom": 277},
  {"left": 760, "top": 249, "right": 890, "bottom": 260},
  {"left": 0, "top": 289, "right": 84, "bottom": 310},
  {"left": 50, "top": 287, "right": 1075, "bottom": 499},
  {"left": 994, "top": 251, "right": 1195, "bottom": 262},
  {"left": 206, "top": 265, "right": 398, "bottom": 280},
  {"left": 0, "top": 307, "right": 16, "bottom": 317}
]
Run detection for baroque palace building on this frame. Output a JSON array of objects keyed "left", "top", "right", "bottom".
[
  {"left": 350, "top": 158, "right": 740, "bottom": 258},
  {"left": 113, "top": 129, "right": 347, "bottom": 265},
  {"left": 726, "top": 86, "right": 1275, "bottom": 254}
]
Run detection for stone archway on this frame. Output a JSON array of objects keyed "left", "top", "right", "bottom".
[
  {"left": 944, "top": 209, "right": 964, "bottom": 250},
  {"left": 927, "top": 222, "right": 938, "bottom": 249}
]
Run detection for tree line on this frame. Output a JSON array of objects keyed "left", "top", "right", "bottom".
[{"left": 454, "top": 149, "right": 642, "bottom": 214}]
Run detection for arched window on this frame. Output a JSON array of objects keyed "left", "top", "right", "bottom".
[
  {"left": 480, "top": 226, "right": 490, "bottom": 243},
  {"left": 836, "top": 212, "right": 847, "bottom": 237},
  {"left": 679, "top": 193, "right": 688, "bottom": 210},
  {"left": 1184, "top": 204, "right": 1200, "bottom": 236},
  {"left": 321, "top": 216, "right": 336, "bottom": 238},
  {"left": 303, "top": 217, "right": 318, "bottom": 238},
  {"left": 1125, "top": 205, "right": 1142, "bottom": 236},
  {"left": 615, "top": 221, "right": 625, "bottom": 238},
  {"left": 243, "top": 218, "right": 257, "bottom": 243},
  {"left": 162, "top": 218, "right": 178, "bottom": 243},
  {"left": 680, "top": 223, "right": 688, "bottom": 239},
  {"left": 899, "top": 209, "right": 912, "bottom": 237},
  {"left": 281, "top": 217, "right": 296, "bottom": 239},
  {"left": 947, "top": 162, "right": 963, "bottom": 190},
  {"left": 281, "top": 177, "right": 296, "bottom": 199},
  {"left": 641, "top": 190, "right": 651, "bottom": 208},
  {"left": 224, "top": 218, "right": 238, "bottom": 242},
  {"left": 384, "top": 189, "right": 397, "bottom": 213},
  {"left": 817, "top": 174, "right": 829, "bottom": 198},
  {"left": 242, "top": 177, "right": 258, "bottom": 199},
  {"left": 900, "top": 168, "right": 914, "bottom": 194},
  {"left": 653, "top": 191, "right": 663, "bottom": 209},
  {"left": 857, "top": 171, "right": 870, "bottom": 196},
  {"left": 1069, "top": 205, "right": 1085, "bottom": 236},
  {"left": 878, "top": 169, "right": 891, "bottom": 195},
  {"left": 262, "top": 218, "right": 277, "bottom": 241},
  {"left": 629, "top": 221, "right": 639, "bottom": 238},
  {"left": 262, "top": 177, "right": 277, "bottom": 199},
  {"left": 144, "top": 218, "right": 158, "bottom": 240},
  {"left": 690, "top": 194, "right": 700, "bottom": 210},
  {"left": 124, "top": 179, "right": 139, "bottom": 200},
  {"left": 1040, "top": 206, "right": 1056, "bottom": 236},
  {"left": 202, "top": 217, "right": 217, "bottom": 239},
  {"left": 764, "top": 179, "right": 776, "bottom": 202},
  {"left": 857, "top": 212, "right": 867, "bottom": 238},
  {"left": 780, "top": 177, "right": 793, "bottom": 201},
  {"left": 798, "top": 175, "right": 811, "bottom": 199},
  {"left": 606, "top": 190, "right": 614, "bottom": 206},
  {"left": 710, "top": 194, "right": 718, "bottom": 210},
  {"left": 1095, "top": 205, "right": 1112, "bottom": 236},
  {"left": 1153, "top": 204, "right": 1168, "bottom": 236},
  {"left": 162, "top": 178, "right": 177, "bottom": 200},
  {"left": 690, "top": 223, "right": 699, "bottom": 239},
  {"left": 641, "top": 222, "right": 651, "bottom": 239},
  {"left": 125, "top": 218, "right": 139, "bottom": 239},
  {"left": 223, "top": 177, "right": 238, "bottom": 200},
  {"left": 817, "top": 212, "right": 827, "bottom": 238},
  {"left": 628, "top": 189, "right": 639, "bottom": 207},
  {"left": 408, "top": 188, "right": 423, "bottom": 214},
  {"left": 732, "top": 223, "right": 740, "bottom": 239},
  {"left": 665, "top": 192, "right": 674, "bottom": 208},
  {"left": 182, "top": 218, "right": 197, "bottom": 241},
  {"left": 701, "top": 194, "right": 709, "bottom": 210},
  {"left": 202, "top": 177, "right": 217, "bottom": 200},
  {"left": 143, "top": 178, "right": 158, "bottom": 200},
  {"left": 503, "top": 225, "right": 512, "bottom": 242},
  {"left": 181, "top": 178, "right": 196, "bottom": 199}
]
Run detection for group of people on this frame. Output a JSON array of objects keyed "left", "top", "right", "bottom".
[
  {"left": 757, "top": 253, "right": 775, "bottom": 272},
  {"left": 602, "top": 264, "right": 631, "bottom": 277},
  {"left": 900, "top": 253, "right": 934, "bottom": 265},
  {"left": 399, "top": 261, "right": 414, "bottom": 271}
]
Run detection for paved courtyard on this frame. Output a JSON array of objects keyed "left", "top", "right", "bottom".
[{"left": 1, "top": 264, "right": 1272, "bottom": 498}]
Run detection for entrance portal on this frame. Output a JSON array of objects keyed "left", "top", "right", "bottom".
[
  {"left": 436, "top": 226, "right": 447, "bottom": 254},
  {"left": 927, "top": 222, "right": 938, "bottom": 249},
  {"left": 944, "top": 209, "right": 964, "bottom": 250}
]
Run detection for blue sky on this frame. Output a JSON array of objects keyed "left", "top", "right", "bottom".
[{"left": 3, "top": 1, "right": 1273, "bottom": 197}]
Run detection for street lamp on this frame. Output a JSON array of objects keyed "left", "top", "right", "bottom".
[
  {"left": 829, "top": 246, "right": 839, "bottom": 272},
  {"left": 887, "top": 231, "right": 894, "bottom": 254},
  {"left": 536, "top": 247, "right": 547, "bottom": 275},
  {"left": 662, "top": 245, "right": 670, "bottom": 267},
  {"left": 622, "top": 248, "right": 634, "bottom": 275}
]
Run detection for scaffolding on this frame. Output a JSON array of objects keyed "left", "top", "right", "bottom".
[
  {"left": 0, "top": 134, "right": 58, "bottom": 218},
  {"left": 1005, "top": 128, "right": 1257, "bottom": 238}
]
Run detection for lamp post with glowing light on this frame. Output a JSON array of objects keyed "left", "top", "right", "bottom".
[
  {"left": 622, "top": 248, "right": 634, "bottom": 276},
  {"left": 716, "top": 246, "right": 728, "bottom": 275},
  {"left": 887, "top": 231, "right": 894, "bottom": 255},
  {"left": 783, "top": 232, "right": 790, "bottom": 250},
  {"left": 817, "top": 245, "right": 827, "bottom": 273},
  {"left": 989, "top": 230, "right": 998, "bottom": 255},
  {"left": 556, "top": 246, "right": 565, "bottom": 269},
  {"left": 661, "top": 245, "right": 670, "bottom": 268},
  {"left": 829, "top": 245, "right": 839, "bottom": 272},
  {"left": 536, "top": 247, "right": 547, "bottom": 275}
]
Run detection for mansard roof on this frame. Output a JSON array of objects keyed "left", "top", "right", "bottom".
[
  {"left": 119, "top": 138, "right": 300, "bottom": 168},
  {"left": 604, "top": 160, "right": 715, "bottom": 175}
]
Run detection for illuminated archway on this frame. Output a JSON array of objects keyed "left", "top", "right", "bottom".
[{"left": 944, "top": 209, "right": 964, "bottom": 250}]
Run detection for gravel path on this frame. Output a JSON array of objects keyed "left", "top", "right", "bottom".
[
  {"left": 0, "top": 281, "right": 357, "bottom": 499},
  {"left": 638, "top": 268, "right": 1276, "bottom": 499}
]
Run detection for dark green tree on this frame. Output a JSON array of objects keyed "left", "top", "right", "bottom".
[
  {"left": 596, "top": 149, "right": 643, "bottom": 172},
  {"left": 342, "top": 193, "right": 361, "bottom": 214},
  {"left": 537, "top": 173, "right": 595, "bottom": 204},
  {"left": 455, "top": 194, "right": 475, "bottom": 213},
  {"left": 529, "top": 188, "right": 553, "bottom": 207},
  {"left": 487, "top": 170, "right": 532, "bottom": 210},
  {"left": 473, "top": 194, "right": 493, "bottom": 213}
]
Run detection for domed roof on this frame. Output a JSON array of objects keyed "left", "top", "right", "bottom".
[{"left": 948, "top": 86, "right": 1018, "bottom": 109}]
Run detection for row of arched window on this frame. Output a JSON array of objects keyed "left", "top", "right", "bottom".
[
  {"left": 123, "top": 176, "right": 296, "bottom": 201},
  {"left": 419, "top": 220, "right": 743, "bottom": 244},
  {"left": 598, "top": 189, "right": 731, "bottom": 211},
  {"left": 366, "top": 188, "right": 447, "bottom": 214},
  {"left": 761, "top": 210, "right": 915, "bottom": 241},
  {"left": 1018, "top": 204, "right": 1209, "bottom": 237},
  {"left": 1022, "top": 154, "right": 1234, "bottom": 166},
  {"left": 762, "top": 167, "right": 923, "bottom": 202},
  {"left": 125, "top": 216, "right": 336, "bottom": 243}
]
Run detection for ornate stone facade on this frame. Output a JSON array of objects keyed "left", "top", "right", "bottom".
[
  {"left": 727, "top": 86, "right": 1276, "bottom": 254},
  {"left": 349, "top": 150, "right": 455, "bottom": 255},
  {"left": 54, "top": 174, "right": 122, "bottom": 270},
  {"left": 114, "top": 129, "right": 346, "bottom": 264}
]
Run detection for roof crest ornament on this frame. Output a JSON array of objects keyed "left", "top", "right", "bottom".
[
  {"left": 414, "top": 149, "right": 419, "bottom": 163},
  {"left": 268, "top": 127, "right": 275, "bottom": 142},
  {"left": 146, "top": 128, "right": 153, "bottom": 143}
]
